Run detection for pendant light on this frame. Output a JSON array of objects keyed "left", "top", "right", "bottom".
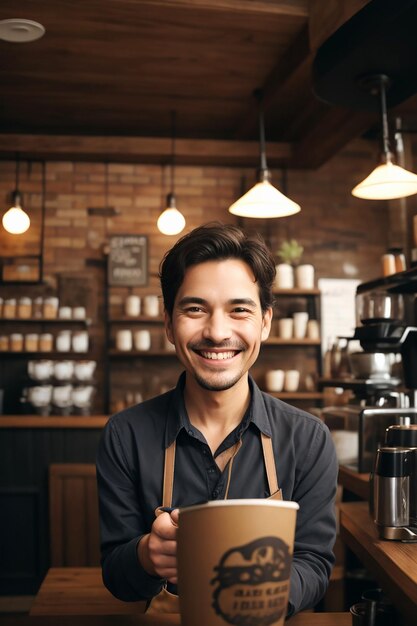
[
  {"left": 2, "top": 158, "right": 30, "bottom": 234},
  {"left": 228, "top": 91, "right": 300, "bottom": 218},
  {"left": 157, "top": 110, "right": 186, "bottom": 236},
  {"left": 352, "top": 74, "right": 417, "bottom": 200}
]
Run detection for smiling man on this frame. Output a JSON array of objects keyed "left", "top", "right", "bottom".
[{"left": 96, "top": 223, "right": 338, "bottom": 617}]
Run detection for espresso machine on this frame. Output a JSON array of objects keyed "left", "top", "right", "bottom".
[{"left": 321, "top": 279, "right": 417, "bottom": 473}]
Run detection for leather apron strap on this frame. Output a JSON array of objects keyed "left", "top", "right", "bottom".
[
  {"left": 162, "top": 440, "right": 176, "bottom": 508},
  {"left": 163, "top": 431, "right": 281, "bottom": 505}
]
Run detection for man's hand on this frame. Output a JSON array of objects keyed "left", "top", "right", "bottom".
[{"left": 138, "top": 509, "right": 179, "bottom": 584}]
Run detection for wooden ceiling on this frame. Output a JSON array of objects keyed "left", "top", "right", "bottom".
[{"left": 0, "top": 0, "right": 414, "bottom": 168}]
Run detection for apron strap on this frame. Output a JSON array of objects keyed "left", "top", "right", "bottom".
[
  {"left": 162, "top": 440, "right": 176, "bottom": 507},
  {"left": 261, "top": 432, "right": 280, "bottom": 497},
  {"left": 163, "top": 432, "right": 281, "bottom": 504}
]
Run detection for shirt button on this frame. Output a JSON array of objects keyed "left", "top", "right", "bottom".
[
  {"left": 202, "top": 449, "right": 208, "bottom": 455},
  {"left": 212, "top": 490, "right": 219, "bottom": 498},
  {"left": 208, "top": 467, "right": 215, "bottom": 473},
  {"left": 188, "top": 428, "right": 193, "bottom": 436}
]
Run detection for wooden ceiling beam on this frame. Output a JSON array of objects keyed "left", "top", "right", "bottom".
[
  {"left": 234, "top": 24, "right": 312, "bottom": 140},
  {"left": 126, "top": 0, "right": 308, "bottom": 17},
  {"left": 0, "top": 134, "right": 293, "bottom": 168}
]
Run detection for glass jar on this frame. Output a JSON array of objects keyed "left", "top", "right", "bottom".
[
  {"left": 3, "top": 298, "right": 17, "bottom": 319},
  {"left": 25, "top": 333, "right": 39, "bottom": 352},
  {"left": 0, "top": 297, "right": 3, "bottom": 318},
  {"left": 18, "top": 297, "right": 32, "bottom": 319},
  {"left": 33, "top": 297, "right": 44, "bottom": 319},
  {"left": 0, "top": 335, "right": 9, "bottom": 351},
  {"left": 39, "top": 333, "right": 54, "bottom": 352},
  {"left": 10, "top": 333, "right": 24, "bottom": 351},
  {"left": 43, "top": 297, "right": 59, "bottom": 319}
]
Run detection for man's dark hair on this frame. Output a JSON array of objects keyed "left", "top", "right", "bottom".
[{"left": 159, "top": 222, "right": 276, "bottom": 317}]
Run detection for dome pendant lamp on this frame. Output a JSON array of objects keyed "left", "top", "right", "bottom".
[
  {"left": 352, "top": 74, "right": 417, "bottom": 200},
  {"left": 228, "top": 91, "right": 300, "bottom": 218},
  {"left": 157, "top": 110, "right": 186, "bottom": 236},
  {"left": 2, "top": 158, "right": 30, "bottom": 234}
]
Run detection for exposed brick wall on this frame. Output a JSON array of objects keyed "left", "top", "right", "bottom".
[{"left": 0, "top": 136, "right": 413, "bottom": 413}]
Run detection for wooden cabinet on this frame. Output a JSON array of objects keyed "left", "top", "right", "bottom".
[{"left": 0, "top": 417, "right": 105, "bottom": 594}]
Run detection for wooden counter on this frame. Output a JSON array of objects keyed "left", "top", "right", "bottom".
[
  {"left": 338, "top": 464, "right": 370, "bottom": 500},
  {"left": 0, "top": 415, "right": 109, "bottom": 428},
  {"left": 29, "top": 567, "right": 350, "bottom": 625},
  {"left": 339, "top": 501, "right": 417, "bottom": 625}
]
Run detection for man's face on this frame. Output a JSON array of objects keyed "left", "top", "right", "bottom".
[{"left": 165, "top": 259, "right": 272, "bottom": 392}]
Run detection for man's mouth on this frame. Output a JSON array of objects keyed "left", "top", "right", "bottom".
[{"left": 198, "top": 350, "right": 238, "bottom": 360}]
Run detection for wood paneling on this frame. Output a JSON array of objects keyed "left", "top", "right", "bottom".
[{"left": 49, "top": 464, "right": 100, "bottom": 567}]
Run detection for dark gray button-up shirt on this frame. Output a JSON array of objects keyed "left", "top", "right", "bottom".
[{"left": 96, "top": 373, "right": 337, "bottom": 615}]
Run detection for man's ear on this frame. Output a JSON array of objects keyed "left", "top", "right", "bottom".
[
  {"left": 261, "top": 307, "right": 273, "bottom": 342},
  {"left": 164, "top": 311, "right": 175, "bottom": 345}
]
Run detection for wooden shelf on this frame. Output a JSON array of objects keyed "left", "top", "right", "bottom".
[
  {"left": 264, "top": 337, "right": 321, "bottom": 346},
  {"left": 0, "top": 415, "right": 109, "bottom": 428},
  {"left": 0, "top": 317, "right": 91, "bottom": 325},
  {"left": 109, "top": 349, "right": 177, "bottom": 357},
  {"left": 266, "top": 391, "right": 323, "bottom": 400},
  {"left": 0, "top": 351, "right": 92, "bottom": 358},
  {"left": 109, "top": 316, "right": 164, "bottom": 324},
  {"left": 272, "top": 288, "right": 320, "bottom": 296}
]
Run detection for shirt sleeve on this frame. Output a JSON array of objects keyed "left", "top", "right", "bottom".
[
  {"left": 287, "top": 420, "right": 338, "bottom": 616},
  {"left": 96, "top": 417, "right": 164, "bottom": 601}
]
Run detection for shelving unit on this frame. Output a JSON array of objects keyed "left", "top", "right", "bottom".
[
  {"left": 0, "top": 315, "right": 93, "bottom": 414},
  {"left": 256, "top": 287, "right": 323, "bottom": 408}
]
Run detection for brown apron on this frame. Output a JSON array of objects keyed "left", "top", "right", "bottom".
[{"left": 146, "top": 432, "right": 282, "bottom": 614}]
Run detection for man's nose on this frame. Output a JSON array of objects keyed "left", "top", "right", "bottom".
[{"left": 202, "top": 311, "right": 232, "bottom": 343}]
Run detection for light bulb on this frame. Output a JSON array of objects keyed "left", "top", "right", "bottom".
[
  {"left": 157, "top": 207, "right": 186, "bottom": 236},
  {"left": 2, "top": 206, "right": 30, "bottom": 234}
]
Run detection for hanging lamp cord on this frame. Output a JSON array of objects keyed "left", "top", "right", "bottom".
[
  {"left": 379, "top": 76, "right": 392, "bottom": 161},
  {"left": 254, "top": 90, "right": 270, "bottom": 182},
  {"left": 170, "top": 109, "right": 176, "bottom": 196}
]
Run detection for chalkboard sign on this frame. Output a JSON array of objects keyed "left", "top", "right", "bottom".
[{"left": 108, "top": 235, "right": 148, "bottom": 286}]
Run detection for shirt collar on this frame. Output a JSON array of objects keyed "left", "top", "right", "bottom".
[{"left": 164, "top": 372, "right": 272, "bottom": 448}]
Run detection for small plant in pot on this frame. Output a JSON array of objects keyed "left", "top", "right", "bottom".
[{"left": 275, "top": 239, "right": 314, "bottom": 289}]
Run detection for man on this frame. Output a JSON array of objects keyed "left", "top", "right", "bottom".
[{"left": 96, "top": 222, "right": 338, "bottom": 616}]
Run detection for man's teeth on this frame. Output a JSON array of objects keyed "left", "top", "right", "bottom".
[{"left": 200, "top": 351, "right": 235, "bottom": 360}]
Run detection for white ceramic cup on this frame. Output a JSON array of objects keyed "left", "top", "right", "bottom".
[
  {"left": 28, "top": 385, "right": 53, "bottom": 407},
  {"left": 133, "top": 329, "right": 151, "bottom": 351},
  {"left": 54, "top": 360, "right": 74, "bottom": 381},
  {"left": 265, "top": 369, "right": 285, "bottom": 392},
  {"left": 72, "top": 306, "right": 86, "bottom": 320},
  {"left": 284, "top": 369, "right": 300, "bottom": 392},
  {"left": 74, "top": 360, "right": 96, "bottom": 381},
  {"left": 295, "top": 264, "right": 315, "bottom": 289},
  {"left": 116, "top": 329, "right": 132, "bottom": 351},
  {"left": 125, "top": 295, "right": 141, "bottom": 317},
  {"left": 275, "top": 263, "right": 294, "bottom": 289},
  {"left": 56, "top": 330, "right": 72, "bottom": 352},
  {"left": 143, "top": 295, "right": 159, "bottom": 317},
  {"left": 52, "top": 384, "right": 73, "bottom": 407},
  {"left": 278, "top": 318, "right": 294, "bottom": 339},
  {"left": 58, "top": 306, "right": 72, "bottom": 319},
  {"left": 72, "top": 330, "right": 89, "bottom": 353},
  {"left": 293, "top": 312, "right": 309, "bottom": 339}
]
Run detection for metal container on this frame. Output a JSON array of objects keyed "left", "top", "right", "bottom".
[
  {"left": 348, "top": 351, "right": 393, "bottom": 380},
  {"left": 373, "top": 446, "right": 410, "bottom": 529}
]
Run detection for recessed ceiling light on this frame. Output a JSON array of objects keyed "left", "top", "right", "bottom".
[{"left": 0, "top": 18, "right": 45, "bottom": 43}]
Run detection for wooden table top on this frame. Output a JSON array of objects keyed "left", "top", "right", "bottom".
[
  {"left": 339, "top": 501, "right": 417, "bottom": 625},
  {"left": 30, "top": 567, "right": 350, "bottom": 625},
  {"left": 338, "top": 464, "right": 370, "bottom": 500}
]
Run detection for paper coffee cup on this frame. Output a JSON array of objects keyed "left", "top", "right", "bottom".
[{"left": 177, "top": 499, "right": 299, "bottom": 626}]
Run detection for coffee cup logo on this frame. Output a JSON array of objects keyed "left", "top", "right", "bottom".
[{"left": 211, "top": 536, "right": 291, "bottom": 626}]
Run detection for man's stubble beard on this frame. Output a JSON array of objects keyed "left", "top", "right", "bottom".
[{"left": 192, "top": 370, "right": 244, "bottom": 392}]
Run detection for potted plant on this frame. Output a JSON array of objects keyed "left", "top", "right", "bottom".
[{"left": 275, "top": 239, "right": 314, "bottom": 289}]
